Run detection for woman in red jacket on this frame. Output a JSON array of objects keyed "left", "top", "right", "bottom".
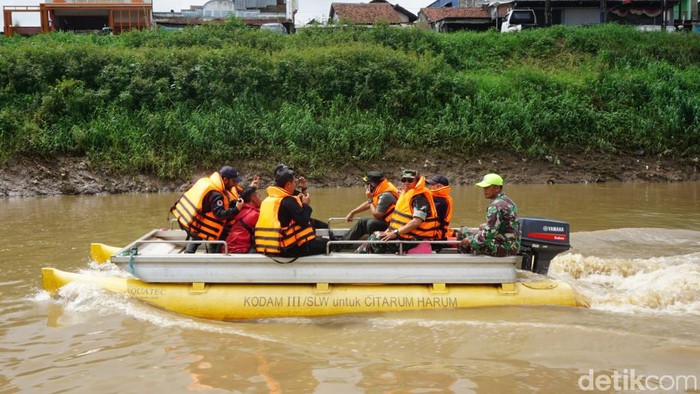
[{"left": 226, "top": 187, "right": 262, "bottom": 253}]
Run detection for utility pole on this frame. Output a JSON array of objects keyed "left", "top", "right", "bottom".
[{"left": 662, "top": 0, "right": 667, "bottom": 30}]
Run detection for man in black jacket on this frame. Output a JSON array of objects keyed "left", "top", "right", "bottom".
[{"left": 255, "top": 166, "right": 328, "bottom": 257}]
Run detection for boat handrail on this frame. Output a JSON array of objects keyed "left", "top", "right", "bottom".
[
  {"left": 130, "top": 236, "right": 461, "bottom": 257},
  {"left": 325, "top": 239, "right": 458, "bottom": 255},
  {"left": 327, "top": 217, "right": 357, "bottom": 224},
  {"left": 133, "top": 238, "right": 455, "bottom": 257},
  {"left": 152, "top": 228, "right": 460, "bottom": 255},
  {"left": 325, "top": 218, "right": 462, "bottom": 237},
  {"left": 133, "top": 240, "right": 229, "bottom": 255}
]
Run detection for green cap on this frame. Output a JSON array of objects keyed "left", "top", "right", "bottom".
[
  {"left": 363, "top": 171, "right": 385, "bottom": 184},
  {"left": 401, "top": 169, "right": 418, "bottom": 179},
  {"left": 476, "top": 173, "right": 503, "bottom": 188}
]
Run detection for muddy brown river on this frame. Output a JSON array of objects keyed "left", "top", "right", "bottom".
[{"left": 1, "top": 182, "right": 698, "bottom": 393}]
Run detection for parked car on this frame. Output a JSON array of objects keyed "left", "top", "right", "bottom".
[
  {"left": 260, "top": 23, "right": 288, "bottom": 34},
  {"left": 501, "top": 8, "right": 537, "bottom": 32}
]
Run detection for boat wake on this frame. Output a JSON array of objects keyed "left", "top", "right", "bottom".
[
  {"left": 549, "top": 228, "right": 700, "bottom": 315},
  {"left": 37, "top": 283, "right": 275, "bottom": 340}
]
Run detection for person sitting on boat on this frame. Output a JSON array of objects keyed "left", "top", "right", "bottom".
[
  {"left": 255, "top": 166, "right": 329, "bottom": 257},
  {"left": 171, "top": 166, "right": 248, "bottom": 254},
  {"left": 427, "top": 174, "right": 454, "bottom": 249},
  {"left": 459, "top": 173, "right": 521, "bottom": 256},
  {"left": 342, "top": 171, "right": 399, "bottom": 242},
  {"left": 359, "top": 169, "right": 438, "bottom": 253},
  {"left": 225, "top": 186, "right": 261, "bottom": 253},
  {"left": 272, "top": 163, "right": 329, "bottom": 230}
]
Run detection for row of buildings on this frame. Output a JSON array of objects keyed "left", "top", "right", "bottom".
[{"left": 3, "top": 0, "right": 698, "bottom": 37}]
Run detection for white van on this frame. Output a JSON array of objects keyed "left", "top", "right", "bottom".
[
  {"left": 260, "top": 23, "right": 288, "bottom": 34},
  {"left": 501, "top": 9, "right": 537, "bottom": 32}
]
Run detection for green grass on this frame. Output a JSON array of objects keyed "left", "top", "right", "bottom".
[{"left": 1, "top": 22, "right": 699, "bottom": 179}]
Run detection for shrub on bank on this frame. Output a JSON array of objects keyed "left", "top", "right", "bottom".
[{"left": 0, "top": 23, "right": 698, "bottom": 179}]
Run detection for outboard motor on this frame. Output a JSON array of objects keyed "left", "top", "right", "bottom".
[{"left": 519, "top": 217, "right": 570, "bottom": 275}]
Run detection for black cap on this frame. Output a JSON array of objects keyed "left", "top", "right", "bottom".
[
  {"left": 274, "top": 163, "right": 295, "bottom": 176},
  {"left": 363, "top": 171, "right": 385, "bottom": 184},
  {"left": 426, "top": 174, "right": 449, "bottom": 186},
  {"left": 219, "top": 166, "right": 242, "bottom": 183},
  {"left": 273, "top": 163, "right": 287, "bottom": 176},
  {"left": 274, "top": 167, "right": 295, "bottom": 186}
]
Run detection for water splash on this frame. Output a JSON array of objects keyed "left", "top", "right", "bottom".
[
  {"left": 83, "top": 260, "right": 132, "bottom": 277},
  {"left": 37, "top": 283, "right": 275, "bottom": 340},
  {"left": 555, "top": 254, "right": 700, "bottom": 315}
]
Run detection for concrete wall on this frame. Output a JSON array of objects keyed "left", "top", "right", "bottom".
[{"left": 562, "top": 8, "right": 600, "bottom": 25}]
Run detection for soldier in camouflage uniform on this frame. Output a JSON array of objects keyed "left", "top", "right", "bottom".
[{"left": 459, "top": 173, "right": 521, "bottom": 257}]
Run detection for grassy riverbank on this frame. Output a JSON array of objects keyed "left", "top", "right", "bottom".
[{"left": 1, "top": 22, "right": 699, "bottom": 183}]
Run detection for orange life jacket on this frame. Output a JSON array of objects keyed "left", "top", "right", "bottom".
[
  {"left": 170, "top": 172, "right": 237, "bottom": 241},
  {"left": 254, "top": 186, "right": 316, "bottom": 254},
  {"left": 430, "top": 186, "right": 454, "bottom": 240},
  {"left": 388, "top": 176, "right": 439, "bottom": 240},
  {"left": 372, "top": 179, "right": 399, "bottom": 223}
]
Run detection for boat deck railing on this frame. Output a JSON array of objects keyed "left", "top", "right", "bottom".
[
  {"left": 324, "top": 217, "right": 461, "bottom": 255},
  {"left": 157, "top": 217, "right": 463, "bottom": 256},
  {"left": 324, "top": 240, "right": 459, "bottom": 255},
  {"left": 132, "top": 236, "right": 459, "bottom": 257},
  {"left": 133, "top": 240, "right": 229, "bottom": 255}
]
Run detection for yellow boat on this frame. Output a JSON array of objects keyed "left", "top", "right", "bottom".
[{"left": 42, "top": 218, "right": 589, "bottom": 320}]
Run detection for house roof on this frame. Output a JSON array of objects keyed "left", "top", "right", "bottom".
[
  {"left": 153, "top": 15, "right": 292, "bottom": 26},
  {"left": 393, "top": 3, "right": 418, "bottom": 22},
  {"left": 330, "top": 2, "right": 410, "bottom": 24},
  {"left": 419, "top": 6, "right": 506, "bottom": 22}
]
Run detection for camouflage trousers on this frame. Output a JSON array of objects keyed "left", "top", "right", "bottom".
[
  {"left": 356, "top": 231, "right": 418, "bottom": 254},
  {"left": 458, "top": 227, "right": 510, "bottom": 257}
]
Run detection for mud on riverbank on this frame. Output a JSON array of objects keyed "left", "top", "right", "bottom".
[{"left": 1, "top": 153, "right": 697, "bottom": 197}]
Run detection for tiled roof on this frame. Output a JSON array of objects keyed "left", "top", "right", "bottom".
[
  {"left": 330, "top": 2, "right": 405, "bottom": 24},
  {"left": 393, "top": 3, "right": 419, "bottom": 22},
  {"left": 419, "top": 6, "right": 504, "bottom": 22}
]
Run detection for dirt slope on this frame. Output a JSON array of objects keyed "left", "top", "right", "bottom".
[{"left": 1, "top": 153, "right": 697, "bottom": 197}]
